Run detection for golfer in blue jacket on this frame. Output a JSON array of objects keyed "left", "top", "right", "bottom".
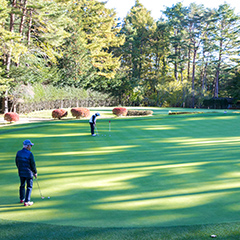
[
  {"left": 15, "top": 139, "right": 37, "bottom": 206},
  {"left": 89, "top": 112, "right": 100, "bottom": 136}
]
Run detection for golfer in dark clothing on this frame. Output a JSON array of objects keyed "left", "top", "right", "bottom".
[
  {"left": 89, "top": 112, "right": 100, "bottom": 136},
  {"left": 15, "top": 139, "right": 37, "bottom": 206}
]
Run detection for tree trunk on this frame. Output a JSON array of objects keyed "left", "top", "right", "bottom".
[
  {"left": 6, "top": 0, "right": 16, "bottom": 71},
  {"left": 27, "top": 9, "right": 33, "bottom": 45},
  {"left": 174, "top": 46, "right": 178, "bottom": 81},
  {"left": 19, "top": 0, "right": 28, "bottom": 36},
  {"left": 187, "top": 48, "right": 191, "bottom": 81},
  {"left": 4, "top": 90, "right": 9, "bottom": 113},
  {"left": 180, "top": 69, "right": 183, "bottom": 83},
  {"left": 214, "top": 65, "right": 220, "bottom": 98},
  {"left": 200, "top": 50, "right": 207, "bottom": 93},
  {"left": 191, "top": 44, "right": 197, "bottom": 108},
  {"left": 214, "top": 40, "right": 222, "bottom": 98},
  {"left": 4, "top": 0, "right": 17, "bottom": 113},
  {"left": 202, "top": 60, "right": 208, "bottom": 92}
]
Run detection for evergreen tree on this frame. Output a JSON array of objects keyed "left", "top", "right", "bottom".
[
  {"left": 56, "top": 0, "right": 124, "bottom": 92},
  {"left": 57, "top": 29, "right": 96, "bottom": 88},
  {"left": 163, "top": 3, "right": 189, "bottom": 82},
  {"left": 186, "top": 3, "right": 213, "bottom": 107},
  {"left": 150, "top": 20, "right": 172, "bottom": 105},
  {"left": 54, "top": 0, "right": 96, "bottom": 87},
  {"left": 119, "top": 0, "right": 155, "bottom": 102},
  {"left": 212, "top": 4, "right": 240, "bottom": 97},
  {"left": 226, "top": 70, "right": 240, "bottom": 99}
]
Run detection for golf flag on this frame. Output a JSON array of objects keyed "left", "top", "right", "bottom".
[{"left": 109, "top": 120, "right": 111, "bottom": 131}]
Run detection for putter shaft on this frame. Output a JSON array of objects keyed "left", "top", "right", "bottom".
[
  {"left": 35, "top": 177, "right": 43, "bottom": 198},
  {"left": 95, "top": 126, "right": 99, "bottom": 135}
]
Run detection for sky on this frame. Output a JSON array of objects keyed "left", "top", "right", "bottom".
[{"left": 99, "top": 0, "right": 240, "bottom": 20}]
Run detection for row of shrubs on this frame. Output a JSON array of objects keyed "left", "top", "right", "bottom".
[
  {"left": 53, "top": 108, "right": 153, "bottom": 119},
  {"left": 3, "top": 107, "right": 153, "bottom": 122},
  {"left": 52, "top": 108, "right": 91, "bottom": 119}
]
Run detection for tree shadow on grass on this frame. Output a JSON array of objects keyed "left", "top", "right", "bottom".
[
  {"left": 2, "top": 157, "right": 240, "bottom": 228},
  {"left": 1, "top": 219, "right": 240, "bottom": 240},
  {"left": 1, "top": 116, "right": 240, "bottom": 230}
]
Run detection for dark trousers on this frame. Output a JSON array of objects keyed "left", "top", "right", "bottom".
[
  {"left": 90, "top": 123, "right": 95, "bottom": 135},
  {"left": 19, "top": 177, "right": 33, "bottom": 202}
]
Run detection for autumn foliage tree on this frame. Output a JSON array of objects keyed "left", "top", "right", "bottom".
[{"left": 0, "top": 0, "right": 70, "bottom": 113}]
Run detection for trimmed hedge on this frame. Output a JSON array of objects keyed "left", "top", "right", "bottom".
[
  {"left": 112, "top": 107, "right": 128, "bottom": 116},
  {"left": 52, "top": 109, "right": 68, "bottom": 119},
  {"left": 168, "top": 111, "right": 204, "bottom": 115},
  {"left": 71, "top": 108, "right": 90, "bottom": 119},
  {"left": 127, "top": 110, "right": 153, "bottom": 116},
  {"left": 203, "top": 98, "right": 229, "bottom": 109},
  {"left": 4, "top": 112, "right": 20, "bottom": 122}
]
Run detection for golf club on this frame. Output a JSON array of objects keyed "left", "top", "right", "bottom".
[
  {"left": 95, "top": 125, "right": 99, "bottom": 135},
  {"left": 35, "top": 177, "right": 44, "bottom": 199}
]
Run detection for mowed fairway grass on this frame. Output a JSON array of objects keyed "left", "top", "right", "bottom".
[{"left": 1, "top": 108, "right": 240, "bottom": 239}]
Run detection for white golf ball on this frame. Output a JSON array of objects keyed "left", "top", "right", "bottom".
[
  {"left": 48, "top": 197, "right": 50, "bottom": 199},
  {"left": 42, "top": 197, "right": 44, "bottom": 199}
]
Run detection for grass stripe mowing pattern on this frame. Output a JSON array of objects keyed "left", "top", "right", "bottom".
[{"left": 1, "top": 111, "right": 240, "bottom": 238}]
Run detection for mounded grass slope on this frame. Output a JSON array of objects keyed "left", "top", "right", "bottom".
[{"left": 1, "top": 109, "right": 240, "bottom": 239}]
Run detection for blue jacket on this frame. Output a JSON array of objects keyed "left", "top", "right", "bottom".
[
  {"left": 15, "top": 148, "right": 37, "bottom": 178},
  {"left": 89, "top": 114, "right": 97, "bottom": 124}
]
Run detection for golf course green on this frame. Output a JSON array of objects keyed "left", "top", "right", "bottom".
[{"left": 1, "top": 107, "right": 240, "bottom": 239}]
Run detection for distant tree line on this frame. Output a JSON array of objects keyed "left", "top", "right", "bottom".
[{"left": 1, "top": 0, "right": 240, "bottom": 113}]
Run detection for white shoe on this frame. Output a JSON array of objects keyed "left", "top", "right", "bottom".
[
  {"left": 24, "top": 201, "right": 33, "bottom": 206},
  {"left": 92, "top": 134, "right": 96, "bottom": 136}
]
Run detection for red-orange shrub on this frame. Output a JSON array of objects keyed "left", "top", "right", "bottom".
[
  {"left": 112, "top": 107, "right": 128, "bottom": 116},
  {"left": 4, "top": 112, "right": 20, "bottom": 122},
  {"left": 52, "top": 109, "right": 68, "bottom": 119},
  {"left": 71, "top": 108, "right": 90, "bottom": 119}
]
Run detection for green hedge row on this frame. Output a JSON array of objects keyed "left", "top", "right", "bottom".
[
  {"left": 127, "top": 110, "right": 153, "bottom": 116},
  {"left": 168, "top": 111, "right": 204, "bottom": 115}
]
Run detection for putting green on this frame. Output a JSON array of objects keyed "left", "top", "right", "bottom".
[{"left": 1, "top": 110, "right": 240, "bottom": 228}]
